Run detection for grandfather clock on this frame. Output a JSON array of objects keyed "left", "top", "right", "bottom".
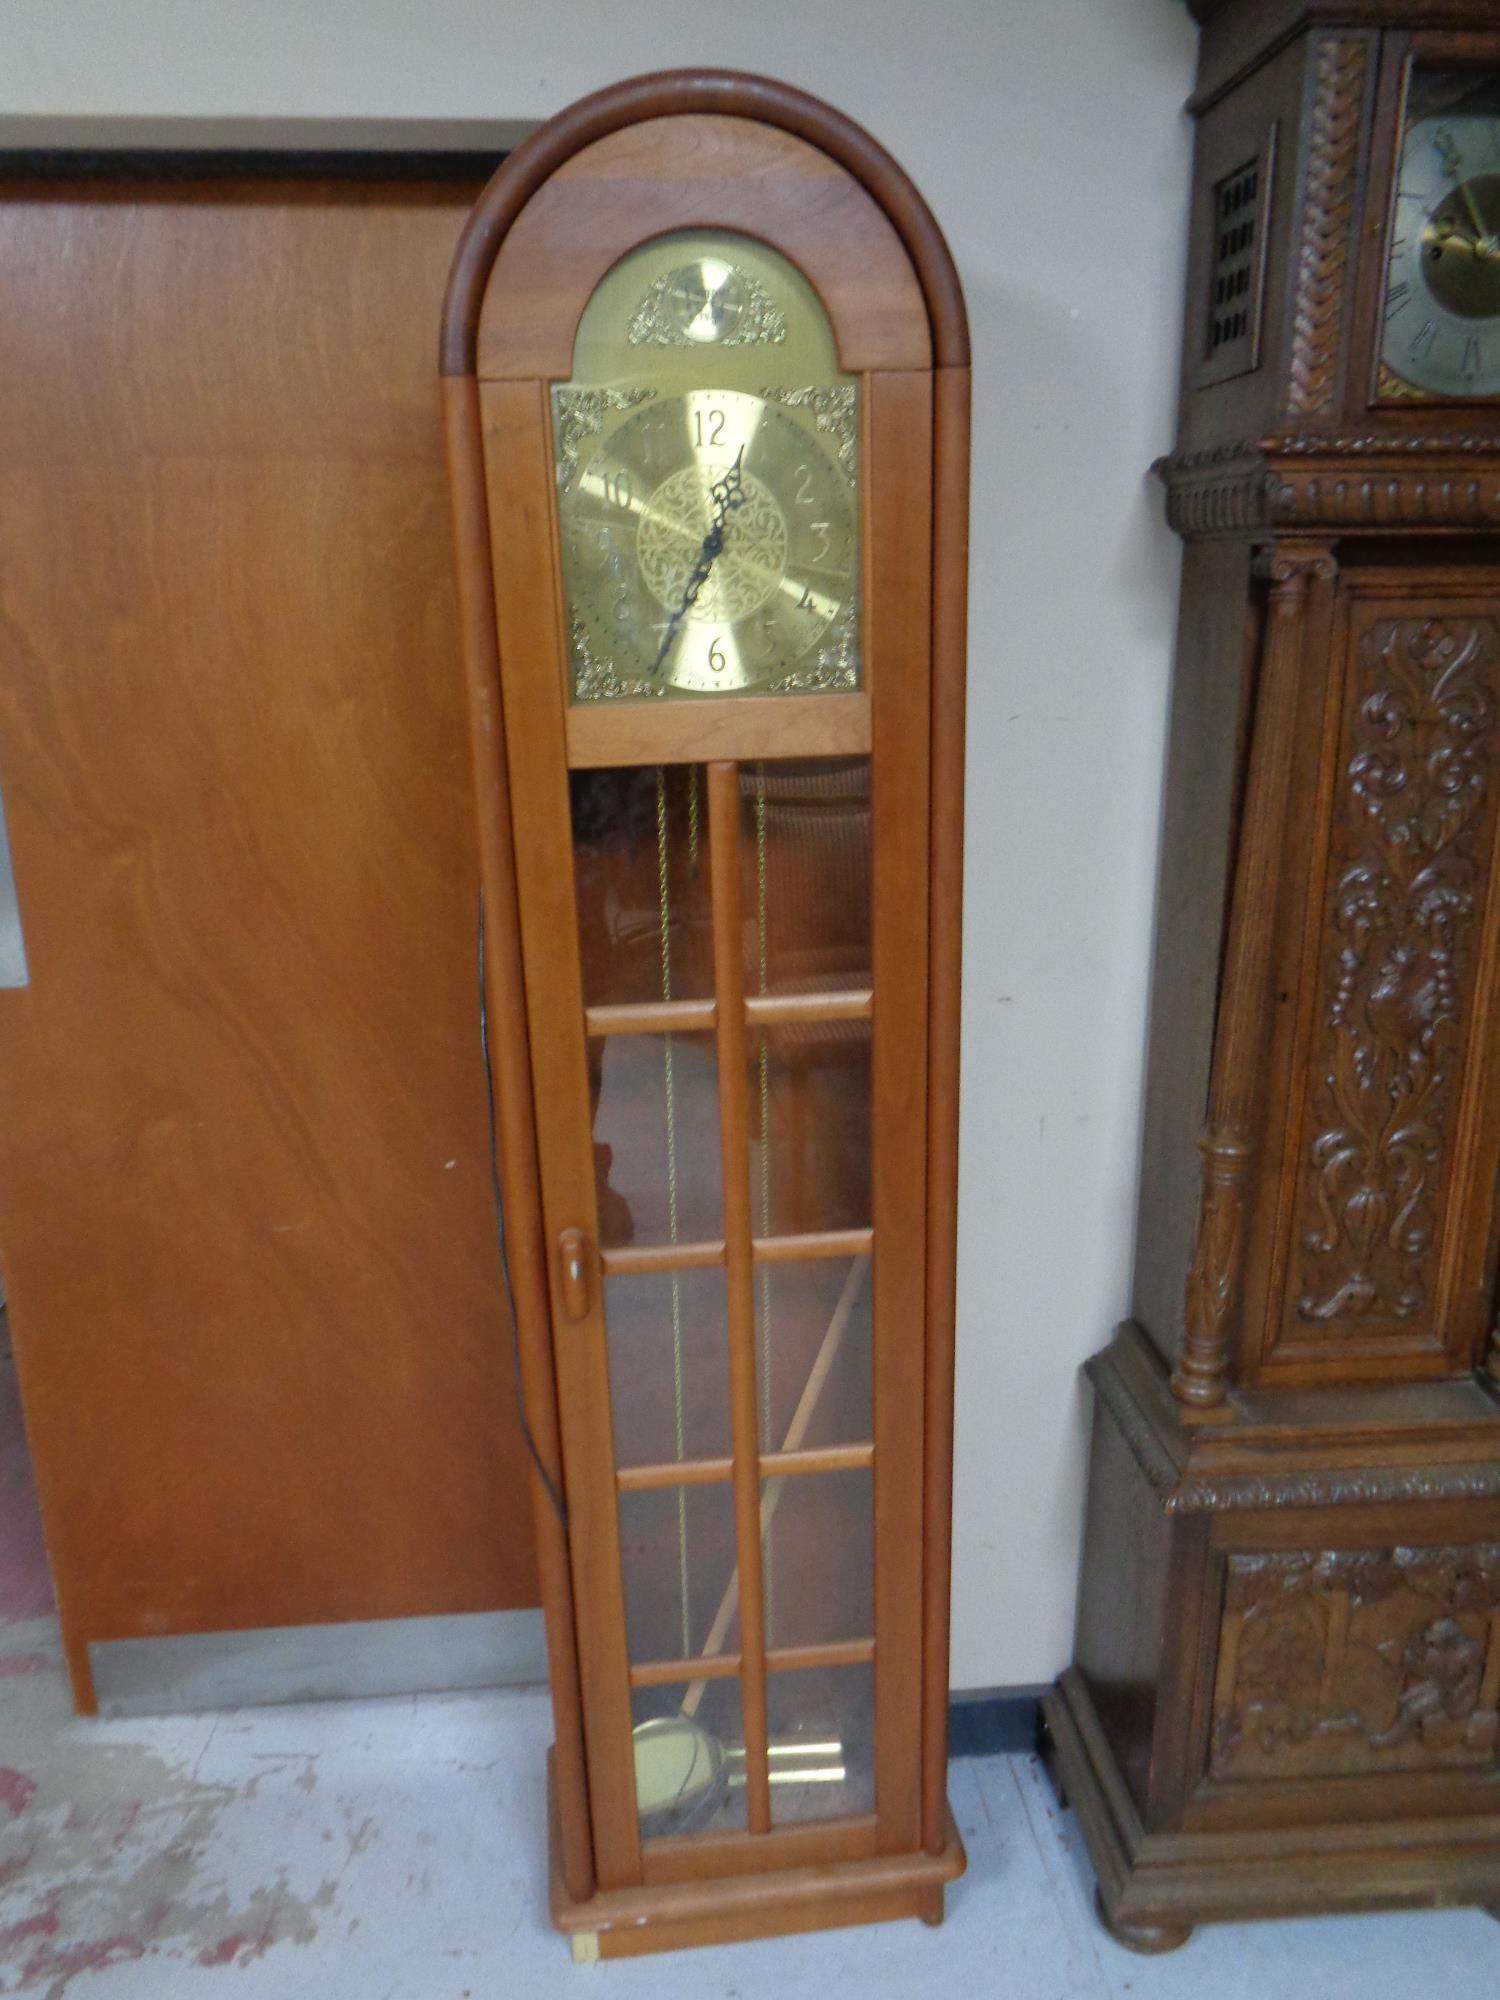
[
  {"left": 1048, "top": 1, "right": 1500, "bottom": 1950},
  {"left": 441, "top": 74, "right": 969, "bottom": 1957}
]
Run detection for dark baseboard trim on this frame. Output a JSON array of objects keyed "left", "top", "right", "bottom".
[
  {"left": 0, "top": 148, "right": 507, "bottom": 182},
  {"left": 947, "top": 1685, "right": 1049, "bottom": 1759},
  {"left": 0, "top": 115, "right": 540, "bottom": 181}
]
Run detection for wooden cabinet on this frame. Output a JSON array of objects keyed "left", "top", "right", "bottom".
[
  {"left": 443, "top": 73, "right": 969, "bottom": 1957},
  {"left": 1049, "top": 0, "right": 1500, "bottom": 1948}
]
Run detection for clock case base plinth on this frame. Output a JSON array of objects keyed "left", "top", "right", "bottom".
[
  {"left": 545, "top": 1755, "right": 965, "bottom": 1960},
  {"left": 1046, "top": 1323, "right": 1500, "bottom": 1948}
]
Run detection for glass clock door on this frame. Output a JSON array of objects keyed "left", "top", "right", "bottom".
[{"left": 575, "top": 755, "right": 879, "bottom": 1844}]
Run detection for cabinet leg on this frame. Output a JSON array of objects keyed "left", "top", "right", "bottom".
[{"left": 1095, "top": 1888, "right": 1192, "bottom": 1956}]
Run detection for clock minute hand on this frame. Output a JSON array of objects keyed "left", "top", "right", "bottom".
[
  {"left": 1459, "top": 177, "right": 1491, "bottom": 251},
  {"left": 650, "top": 447, "right": 747, "bottom": 675},
  {"left": 1438, "top": 130, "right": 1493, "bottom": 247}
]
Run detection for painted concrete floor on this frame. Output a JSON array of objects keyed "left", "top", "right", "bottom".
[{"left": 0, "top": 1605, "right": 1495, "bottom": 2000}]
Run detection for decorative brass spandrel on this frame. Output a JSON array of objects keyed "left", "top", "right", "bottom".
[{"left": 626, "top": 257, "right": 789, "bottom": 349}]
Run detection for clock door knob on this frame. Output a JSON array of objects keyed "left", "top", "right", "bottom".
[{"left": 556, "top": 1227, "right": 591, "bottom": 1322}]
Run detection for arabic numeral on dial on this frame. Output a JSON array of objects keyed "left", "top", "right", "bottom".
[
  {"left": 807, "top": 521, "right": 832, "bottom": 562},
  {"left": 708, "top": 637, "right": 727, "bottom": 673},
  {"left": 693, "top": 408, "right": 727, "bottom": 449},
  {"left": 604, "top": 469, "right": 633, "bottom": 510},
  {"left": 793, "top": 462, "right": 815, "bottom": 506},
  {"left": 1409, "top": 320, "right": 1439, "bottom": 361}
]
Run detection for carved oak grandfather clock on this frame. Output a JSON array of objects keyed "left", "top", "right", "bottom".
[
  {"left": 1049, "top": 0, "right": 1500, "bottom": 1950},
  {"left": 441, "top": 74, "right": 969, "bottom": 1957}
]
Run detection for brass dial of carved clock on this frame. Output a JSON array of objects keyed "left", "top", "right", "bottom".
[{"left": 1381, "top": 69, "right": 1500, "bottom": 397}]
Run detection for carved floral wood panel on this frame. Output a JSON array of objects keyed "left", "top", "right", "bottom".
[
  {"left": 1210, "top": 1545, "right": 1500, "bottom": 1782},
  {"left": 1282, "top": 612, "right": 1500, "bottom": 1346}
]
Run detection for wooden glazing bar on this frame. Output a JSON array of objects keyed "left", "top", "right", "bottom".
[
  {"left": 629, "top": 1651, "right": 742, "bottom": 1690},
  {"left": 752, "top": 1228, "right": 874, "bottom": 1264},
  {"left": 921, "top": 361, "right": 970, "bottom": 1856},
  {"left": 442, "top": 376, "right": 596, "bottom": 1905},
  {"left": 616, "top": 1456, "right": 734, "bottom": 1493},
  {"left": 585, "top": 997, "right": 716, "bottom": 1037},
  {"left": 601, "top": 1239, "right": 726, "bottom": 1277},
  {"left": 761, "top": 1443, "right": 874, "bottom": 1479},
  {"left": 567, "top": 691, "right": 871, "bottom": 768},
  {"left": 628, "top": 1624, "right": 876, "bottom": 1688},
  {"left": 743, "top": 988, "right": 873, "bottom": 1027},
  {"left": 706, "top": 758, "right": 774, "bottom": 1835},
  {"left": 767, "top": 1637, "right": 876, "bottom": 1675}
]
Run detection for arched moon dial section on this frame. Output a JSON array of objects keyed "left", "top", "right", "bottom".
[{"left": 559, "top": 389, "right": 857, "bottom": 696}]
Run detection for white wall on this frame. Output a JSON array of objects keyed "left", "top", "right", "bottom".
[{"left": 1, "top": 0, "right": 1200, "bottom": 1690}]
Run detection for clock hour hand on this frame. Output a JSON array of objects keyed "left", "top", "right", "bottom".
[{"left": 650, "top": 448, "right": 747, "bottom": 675}]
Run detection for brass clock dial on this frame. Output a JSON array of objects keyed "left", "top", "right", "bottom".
[
  {"left": 1382, "top": 106, "right": 1500, "bottom": 398},
  {"left": 557, "top": 388, "right": 857, "bottom": 698}
]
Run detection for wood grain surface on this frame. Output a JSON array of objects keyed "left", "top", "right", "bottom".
[
  {"left": 0, "top": 174, "right": 541, "bottom": 1705},
  {"left": 475, "top": 113, "right": 931, "bottom": 381}
]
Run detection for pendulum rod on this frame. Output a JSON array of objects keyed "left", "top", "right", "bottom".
[
  {"left": 701, "top": 759, "right": 773, "bottom": 1834},
  {"left": 656, "top": 765, "right": 691, "bottom": 1662}
]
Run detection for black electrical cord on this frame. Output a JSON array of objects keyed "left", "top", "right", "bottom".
[{"left": 477, "top": 891, "right": 569, "bottom": 1531}]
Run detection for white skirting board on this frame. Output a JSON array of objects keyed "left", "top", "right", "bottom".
[{"left": 89, "top": 1608, "right": 548, "bottom": 1716}]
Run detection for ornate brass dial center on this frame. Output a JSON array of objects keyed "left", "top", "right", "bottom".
[{"left": 1421, "top": 175, "right": 1500, "bottom": 320}]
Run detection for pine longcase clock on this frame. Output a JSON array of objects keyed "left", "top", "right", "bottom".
[
  {"left": 1049, "top": 0, "right": 1500, "bottom": 1953},
  {"left": 441, "top": 74, "right": 969, "bottom": 1957}
]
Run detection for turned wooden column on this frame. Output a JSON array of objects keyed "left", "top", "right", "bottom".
[{"left": 1172, "top": 541, "right": 1338, "bottom": 1410}]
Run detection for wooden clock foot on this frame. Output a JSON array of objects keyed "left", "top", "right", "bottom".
[{"left": 1095, "top": 1888, "right": 1193, "bottom": 1956}]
